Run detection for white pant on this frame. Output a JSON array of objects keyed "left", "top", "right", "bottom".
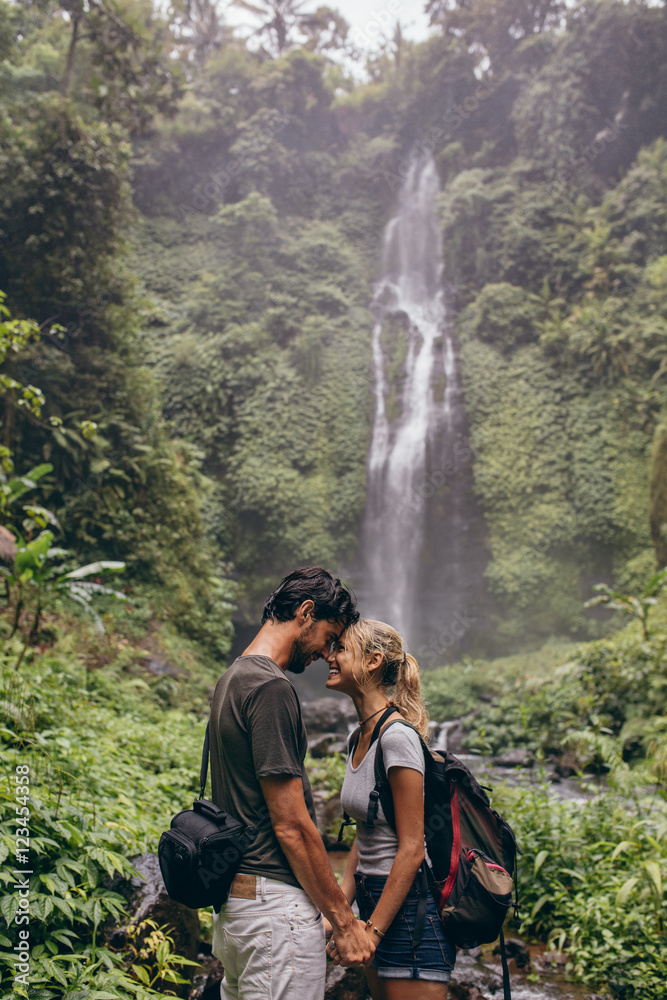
[{"left": 212, "top": 876, "right": 326, "bottom": 1000}]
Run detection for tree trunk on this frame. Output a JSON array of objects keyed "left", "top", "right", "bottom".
[{"left": 61, "top": 12, "right": 82, "bottom": 97}]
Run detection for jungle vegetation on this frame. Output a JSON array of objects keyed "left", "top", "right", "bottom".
[{"left": 1, "top": 0, "right": 666, "bottom": 996}]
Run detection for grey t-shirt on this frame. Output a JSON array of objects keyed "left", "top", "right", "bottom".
[
  {"left": 209, "top": 654, "right": 316, "bottom": 888},
  {"left": 340, "top": 722, "right": 425, "bottom": 875}
]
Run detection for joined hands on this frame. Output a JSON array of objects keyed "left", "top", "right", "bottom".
[{"left": 324, "top": 917, "right": 376, "bottom": 968}]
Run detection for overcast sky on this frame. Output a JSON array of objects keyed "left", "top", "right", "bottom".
[
  {"left": 334, "top": 0, "right": 432, "bottom": 46},
  {"left": 224, "top": 0, "right": 434, "bottom": 55}
]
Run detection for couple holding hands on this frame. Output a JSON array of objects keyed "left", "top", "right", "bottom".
[{"left": 208, "top": 566, "right": 455, "bottom": 999}]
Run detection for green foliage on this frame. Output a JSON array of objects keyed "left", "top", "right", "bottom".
[
  {"left": 446, "top": 139, "right": 667, "bottom": 643},
  {"left": 496, "top": 784, "right": 667, "bottom": 998},
  {"left": 125, "top": 919, "right": 200, "bottom": 990},
  {"left": 134, "top": 197, "right": 374, "bottom": 612},
  {"left": 463, "top": 588, "right": 667, "bottom": 772},
  {"left": 3, "top": 0, "right": 183, "bottom": 134},
  {"left": 585, "top": 569, "right": 667, "bottom": 642},
  {"left": 649, "top": 403, "right": 667, "bottom": 568},
  {"left": 4, "top": 529, "right": 127, "bottom": 668},
  {"left": 0, "top": 99, "right": 132, "bottom": 323},
  {"left": 460, "top": 282, "right": 543, "bottom": 353},
  {"left": 0, "top": 618, "right": 213, "bottom": 996}
]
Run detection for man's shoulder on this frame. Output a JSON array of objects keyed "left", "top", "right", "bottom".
[
  {"left": 217, "top": 654, "right": 284, "bottom": 690},
  {"left": 214, "top": 655, "right": 297, "bottom": 709}
]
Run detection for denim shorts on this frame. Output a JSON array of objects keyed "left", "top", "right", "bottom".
[{"left": 355, "top": 871, "right": 456, "bottom": 982}]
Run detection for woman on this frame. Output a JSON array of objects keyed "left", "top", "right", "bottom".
[{"left": 323, "top": 618, "right": 455, "bottom": 999}]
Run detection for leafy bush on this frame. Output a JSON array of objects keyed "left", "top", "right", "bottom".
[
  {"left": 464, "top": 607, "right": 667, "bottom": 768},
  {"left": 497, "top": 784, "right": 667, "bottom": 999},
  {"left": 0, "top": 623, "right": 210, "bottom": 997}
]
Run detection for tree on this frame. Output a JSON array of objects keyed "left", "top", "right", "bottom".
[
  {"left": 426, "top": 0, "right": 565, "bottom": 71},
  {"left": 169, "top": 0, "right": 236, "bottom": 69},
  {"left": 229, "top": 0, "right": 349, "bottom": 57},
  {"left": 231, "top": 0, "right": 306, "bottom": 55},
  {"left": 9, "top": 0, "right": 183, "bottom": 134}
]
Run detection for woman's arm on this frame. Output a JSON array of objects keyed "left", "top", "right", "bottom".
[
  {"left": 365, "top": 766, "right": 425, "bottom": 939},
  {"left": 341, "top": 838, "right": 360, "bottom": 905}
]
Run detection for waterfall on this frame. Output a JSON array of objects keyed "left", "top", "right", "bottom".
[{"left": 360, "top": 152, "right": 489, "bottom": 655}]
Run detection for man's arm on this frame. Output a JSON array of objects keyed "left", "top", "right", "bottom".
[{"left": 260, "top": 775, "right": 374, "bottom": 967}]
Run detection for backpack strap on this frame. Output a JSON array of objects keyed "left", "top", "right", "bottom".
[
  {"left": 367, "top": 717, "right": 432, "bottom": 950},
  {"left": 369, "top": 717, "right": 428, "bottom": 829},
  {"left": 337, "top": 708, "right": 396, "bottom": 840},
  {"left": 199, "top": 721, "right": 210, "bottom": 800},
  {"left": 337, "top": 721, "right": 363, "bottom": 843},
  {"left": 499, "top": 928, "right": 512, "bottom": 1000}
]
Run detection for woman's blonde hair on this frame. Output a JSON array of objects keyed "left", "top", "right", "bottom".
[{"left": 344, "top": 618, "right": 431, "bottom": 742}]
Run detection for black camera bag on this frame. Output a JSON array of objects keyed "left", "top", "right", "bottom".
[{"left": 158, "top": 723, "right": 259, "bottom": 912}]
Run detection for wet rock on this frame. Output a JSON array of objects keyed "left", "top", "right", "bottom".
[
  {"left": 493, "top": 937, "right": 530, "bottom": 968},
  {"left": 309, "top": 733, "right": 348, "bottom": 758},
  {"left": 145, "top": 657, "right": 184, "bottom": 678},
  {"left": 188, "top": 946, "right": 224, "bottom": 1000},
  {"left": 553, "top": 753, "right": 578, "bottom": 778},
  {"left": 533, "top": 950, "right": 569, "bottom": 972},
  {"left": 105, "top": 852, "right": 200, "bottom": 993},
  {"left": 431, "top": 720, "right": 467, "bottom": 754},
  {"left": 323, "top": 834, "right": 351, "bottom": 851},
  {"left": 450, "top": 953, "right": 502, "bottom": 998},
  {"left": 325, "top": 965, "right": 370, "bottom": 999},
  {"left": 445, "top": 721, "right": 467, "bottom": 754},
  {"left": 449, "top": 986, "right": 490, "bottom": 1000},
  {"left": 302, "top": 698, "right": 356, "bottom": 734},
  {"left": 492, "top": 748, "right": 534, "bottom": 768},
  {"left": 312, "top": 790, "right": 351, "bottom": 851}
]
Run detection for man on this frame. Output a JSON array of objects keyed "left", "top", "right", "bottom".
[{"left": 209, "top": 566, "right": 375, "bottom": 1000}]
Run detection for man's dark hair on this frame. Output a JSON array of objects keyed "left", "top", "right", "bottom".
[{"left": 261, "top": 566, "right": 359, "bottom": 627}]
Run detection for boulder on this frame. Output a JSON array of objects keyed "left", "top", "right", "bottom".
[
  {"left": 553, "top": 752, "right": 578, "bottom": 777},
  {"left": 325, "top": 965, "right": 370, "bottom": 999},
  {"left": 431, "top": 720, "right": 467, "bottom": 754},
  {"left": 448, "top": 986, "right": 490, "bottom": 1000},
  {"left": 493, "top": 937, "right": 530, "bottom": 969},
  {"left": 492, "top": 748, "right": 534, "bottom": 768},
  {"left": 302, "top": 698, "right": 357, "bottom": 734},
  {"left": 450, "top": 953, "right": 503, "bottom": 998},
  {"left": 311, "top": 790, "right": 350, "bottom": 852},
  {"left": 187, "top": 943, "right": 224, "bottom": 1000},
  {"left": 145, "top": 657, "right": 184, "bottom": 678},
  {"left": 309, "top": 733, "right": 348, "bottom": 758}
]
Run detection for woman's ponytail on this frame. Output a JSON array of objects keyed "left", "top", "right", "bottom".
[{"left": 394, "top": 652, "right": 430, "bottom": 742}]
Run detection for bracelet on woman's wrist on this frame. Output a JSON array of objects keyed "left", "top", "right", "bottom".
[{"left": 365, "top": 919, "right": 385, "bottom": 938}]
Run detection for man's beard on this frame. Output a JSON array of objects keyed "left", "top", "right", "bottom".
[{"left": 287, "top": 633, "right": 317, "bottom": 674}]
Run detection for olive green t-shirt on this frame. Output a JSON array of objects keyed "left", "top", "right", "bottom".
[{"left": 209, "top": 654, "right": 316, "bottom": 888}]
